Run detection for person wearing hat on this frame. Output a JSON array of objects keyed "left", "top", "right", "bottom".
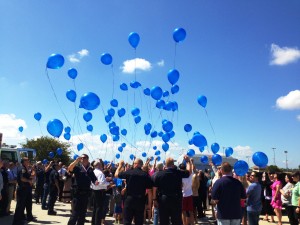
[{"left": 48, "top": 163, "right": 60, "bottom": 215}]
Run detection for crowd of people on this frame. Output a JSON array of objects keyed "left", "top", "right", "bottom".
[{"left": 0, "top": 154, "right": 299, "bottom": 225}]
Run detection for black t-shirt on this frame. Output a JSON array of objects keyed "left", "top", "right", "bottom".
[
  {"left": 17, "top": 165, "right": 31, "bottom": 188},
  {"left": 211, "top": 176, "right": 247, "bottom": 219},
  {"left": 153, "top": 168, "right": 189, "bottom": 197},
  {"left": 72, "top": 164, "right": 97, "bottom": 191},
  {"left": 36, "top": 167, "right": 44, "bottom": 186},
  {"left": 49, "top": 169, "right": 59, "bottom": 188},
  {"left": 118, "top": 168, "right": 153, "bottom": 197},
  {"left": 44, "top": 168, "right": 52, "bottom": 184}
]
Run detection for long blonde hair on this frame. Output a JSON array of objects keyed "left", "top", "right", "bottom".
[{"left": 238, "top": 175, "right": 249, "bottom": 189}]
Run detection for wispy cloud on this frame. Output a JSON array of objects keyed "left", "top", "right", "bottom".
[
  {"left": 233, "top": 145, "right": 253, "bottom": 159},
  {"left": 0, "top": 114, "right": 27, "bottom": 145},
  {"left": 121, "top": 58, "right": 152, "bottom": 74},
  {"left": 276, "top": 90, "right": 300, "bottom": 110},
  {"left": 157, "top": 60, "right": 164, "bottom": 67},
  {"left": 296, "top": 115, "right": 300, "bottom": 121},
  {"left": 68, "top": 49, "right": 89, "bottom": 63},
  {"left": 270, "top": 44, "right": 300, "bottom": 66}
]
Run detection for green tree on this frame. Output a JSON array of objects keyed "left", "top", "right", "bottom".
[
  {"left": 22, "top": 136, "right": 71, "bottom": 165},
  {"left": 266, "top": 165, "right": 281, "bottom": 173}
]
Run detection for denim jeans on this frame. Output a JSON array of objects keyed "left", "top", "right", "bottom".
[
  {"left": 153, "top": 207, "right": 159, "bottom": 225},
  {"left": 42, "top": 183, "right": 50, "bottom": 209},
  {"left": 247, "top": 211, "right": 260, "bottom": 225},
  {"left": 217, "top": 219, "right": 241, "bottom": 225}
]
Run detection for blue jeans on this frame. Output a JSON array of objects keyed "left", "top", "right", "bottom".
[
  {"left": 217, "top": 219, "right": 241, "bottom": 225},
  {"left": 42, "top": 183, "right": 49, "bottom": 209},
  {"left": 153, "top": 207, "right": 159, "bottom": 225},
  {"left": 247, "top": 211, "right": 260, "bottom": 225}
]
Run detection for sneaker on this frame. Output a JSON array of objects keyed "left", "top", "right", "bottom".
[{"left": 27, "top": 217, "right": 38, "bottom": 222}]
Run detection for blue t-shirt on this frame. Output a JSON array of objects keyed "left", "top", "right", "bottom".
[
  {"left": 246, "top": 182, "right": 262, "bottom": 212},
  {"left": 211, "top": 176, "right": 246, "bottom": 219}
]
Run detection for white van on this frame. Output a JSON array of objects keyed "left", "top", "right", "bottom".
[{"left": 0, "top": 147, "right": 36, "bottom": 163}]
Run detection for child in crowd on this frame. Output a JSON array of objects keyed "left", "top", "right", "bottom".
[{"left": 113, "top": 184, "right": 123, "bottom": 224}]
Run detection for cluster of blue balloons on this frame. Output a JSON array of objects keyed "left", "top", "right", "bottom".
[{"left": 63, "top": 126, "right": 71, "bottom": 141}]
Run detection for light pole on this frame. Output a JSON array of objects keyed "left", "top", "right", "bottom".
[
  {"left": 284, "top": 151, "right": 288, "bottom": 170},
  {"left": 272, "top": 147, "right": 276, "bottom": 165}
]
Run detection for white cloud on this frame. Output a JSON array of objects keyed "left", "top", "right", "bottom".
[
  {"left": 68, "top": 49, "right": 89, "bottom": 63},
  {"left": 121, "top": 58, "right": 152, "bottom": 74},
  {"left": 233, "top": 145, "right": 253, "bottom": 159},
  {"left": 270, "top": 44, "right": 300, "bottom": 66},
  {"left": 0, "top": 114, "right": 27, "bottom": 146},
  {"left": 157, "top": 60, "right": 164, "bottom": 67},
  {"left": 297, "top": 115, "right": 300, "bottom": 121},
  {"left": 276, "top": 90, "right": 300, "bottom": 110}
]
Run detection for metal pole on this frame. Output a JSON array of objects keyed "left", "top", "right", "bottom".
[
  {"left": 272, "top": 147, "right": 276, "bottom": 165},
  {"left": 284, "top": 151, "right": 288, "bottom": 170}
]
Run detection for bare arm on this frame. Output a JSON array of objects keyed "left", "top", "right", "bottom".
[
  {"left": 115, "top": 160, "right": 125, "bottom": 178},
  {"left": 68, "top": 158, "right": 80, "bottom": 172}
]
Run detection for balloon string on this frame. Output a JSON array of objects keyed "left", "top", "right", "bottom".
[
  {"left": 111, "top": 64, "right": 115, "bottom": 99},
  {"left": 38, "top": 122, "right": 44, "bottom": 136},
  {"left": 45, "top": 68, "right": 72, "bottom": 127},
  {"left": 173, "top": 43, "right": 177, "bottom": 69},
  {"left": 204, "top": 109, "right": 216, "bottom": 140}
]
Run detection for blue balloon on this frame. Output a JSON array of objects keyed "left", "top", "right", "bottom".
[
  {"left": 18, "top": 126, "right": 23, "bottom": 132},
  {"left": 171, "top": 84, "right": 179, "bottom": 94},
  {"left": 110, "top": 99, "right": 118, "bottom": 107},
  {"left": 104, "top": 115, "right": 111, "bottom": 123},
  {"left": 120, "top": 83, "right": 128, "bottom": 91},
  {"left": 199, "top": 146, "right": 205, "bottom": 152},
  {"left": 118, "top": 146, "right": 123, "bottom": 152},
  {"left": 157, "top": 156, "right": 161, "bottom": 161},
  {"left": 212, "top": 154, "right": 222, "bottom": 166},
  {"left": 34, "top": 112, "right": 42, "bottom": 121},
  {"left": 145, "top": 130, "right": 150, "bottom": 135},
  {"left": 187, "top": 149, "right": 195, "bottom": 157},
  {"left": 113, "top": 135, "right": 120, "bottom": 142},
  {"left": 150, "top": 131, "right": 158, "bottom": 138},
  {"left": 153, "top": 146, "right": 157, "bottom": 150},
  {"left": 144, "top": 123, "right": 152, "bottom": 131},
  {"left": 100, "top": 134, "right": 107, "bottom": 143},
  {"left": 168, "top": 69, "right": 180, "bottom": 85},
  {"left": 142, "top": 152, "right": 147, "bottom": 157},
  {"left": 77, "top": 143, "right": 84, "bottom": 151},
  {"left": 184, "top": 124, "right": 192, "bottom": 132},
  {"left": 173, "top": 28, "right": 186, "bottom": 43},
  {"left": 225, "top": 147, "right": 233, "bottom": 157},
  {"left": 108, "top": 108, "right": 115, "bottom": 117},
  {"left": 156, "top": 100, "right": 166, "bottom": 109},
  {"left": 121, "top": 129, "right": 127, "bottom": 136},
  {"left": 121, "top": 143, "right": 126, "bottom": 148},
  {"left": 87, "top": 124, "right": 93, "bottom": 132},
  {"left": 116, "top": 153, "right": 120, "bottom": 159},
  {"left": 49, "top": 151, "right": 54, "bottom": 158},
  {"left": 83, "top": 112, "right": 93, "bottom": 122},
  {"left": 68, "top": 68, "right": 77, "bottom": 79},
  {"left": 197, "top": 95, "right": 207, "bottom": 108},
  {"left": 131, "top": 107, "right": 140, "bottom": 116},
  {"left": 100, "top": 53, "right": 113, "bottom": 65},
  {"left": 164, "top": 101, "right": 173, "bottom": 111},
  {"left": 64, "top": 126, "right": 71, "bottom": 133},
  {"left": 109, "top": 121, "right": 116, "bottom": 129},
  {"left": 42, "top": 159, "right": 48, "bottom": 164},
  {"left": 56, "top": 148, "right": 63, "bottom": 155},
  {"left": 234, "top": 160, "right": 249, "bottom": 176},
  {"left": 162, "top": 143, "right": 169, "bottom": 152},
  {"left": 130, "top": 81, "right": 141, "bottom": 89},
  {"left": 169, "top": 130, "right": 175, "bottom": 138},
  {"left": 110, "top": 126, "right": 119, "bottom": 135},
  {"left": 47, "top": 53, "right": 64, "bottom": 69},
  {"left": 172, "top": 101, "right": 178, "bottom": 111},
  {"left": 118, "top": 108, "right": 126, "bottom": 117},
  {"left": 47, "top": 119, "right": 63, "bottom": 138},
  {"left": 129, "top": 154, "right": 135, "bottom": 160},
  {"left": 134, "top": 116, "right": 141, "bottom": 124},
  {"left": 252, "top": 152, "right": 268, "bottom": 168},
  {"left": 200, "top": 155, "right": 209, "bottom": 164},
  {"left": 158, "top": 131, "right": 163, "bottom": 137},
  {"left": 73, "top": 155, "right": 79, "bottom": 160},
  {"left": 66, "top": 89, "right": 77, "bottom": 103},
  {"left": 64, "top": 133, "right": 71, "bottom": 140},
  {"left": 211, "top": 143, "right": 220, "bottom": 154},
  {"left": 155, "top": 150, "right": 161, "bottom": 156},
  {"left": 162, "top": 133, "right": 170, "bottom": 142},
  {"left": 188, "top": 139, "right": 193, "bottom": 145},
  {"left": 80, "top": 92, "right": 100, "bottom": 111},
  {"left": 192, "top": 134, "right": 207, "bottom": 148},
  {"left": 163, "top": 91, "right": 169, "bottom": 97},
  {"left": 143, "top": 88, "right": 150, "bottom": 96},
  {"left": 128, "top": 32, "right": 140, "bottom": 49},
  {"left": 162, "top": 120, "right": 173, "bottom": 133},
  {"left": 150, "top": 86, "right": 163, "bottom": 100}
]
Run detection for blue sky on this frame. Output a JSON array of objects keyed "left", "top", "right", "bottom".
[{"left": 1, "top": 1, "right": 300, "bottom": 168}]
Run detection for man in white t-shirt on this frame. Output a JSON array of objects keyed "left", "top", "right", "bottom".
[{"left": 179, "top": 158, "right": 194, "bottom": 225}]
